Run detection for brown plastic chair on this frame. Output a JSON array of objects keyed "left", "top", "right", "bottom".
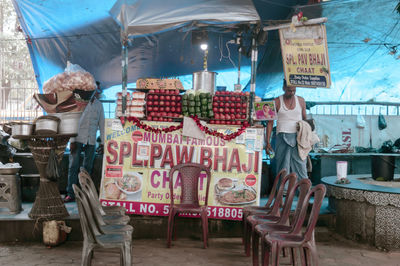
[
  {"left": 79, "top": 167, "right": 126, "bottom": 215},
  {"left": 73, "top": 184, "right": 132, "bottom": 266},
  {"left": 244, "top": 173, "right": 297, "bottom": 256},
  {"left": 252, "top": 178, "right": 311, "bottom": 266},
  {"left": 78, "top": 172, "right": 130, "bottom": 226},
  {"left": 242, "top": 169, "right": 287, "bottom": 244},
  {"left": 166, "top": 163, "right": 211, "bottom": 248},
  {"left": 262, "top": 184, "right": 327, "bottom": 266}
]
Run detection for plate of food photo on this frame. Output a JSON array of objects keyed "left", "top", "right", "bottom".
[
  {"left": 115, "top": 172, "right": 142, "bottom": 195},
  {"left": 215, "top": 177, "right": 236, "bottom": 193},
  {"left": 217, "top": 184, "right": 257, "bottom": 206}
]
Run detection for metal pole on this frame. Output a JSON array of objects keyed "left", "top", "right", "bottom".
[
  {"left": 234, "top": 36, "right": 242, "bottom": 92},
  {"left": 121, "top": 36, "right": 128, "bottom": 117},
  {"left": 248, "top": 36, "right": 258, "bottom": 125},
  {"left": 237, "top": 46, "right": 241, "bottom": 85}
]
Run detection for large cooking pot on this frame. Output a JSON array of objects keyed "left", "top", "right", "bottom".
[
  {"left": 53, "top": 112, "right": 83, "bottom": 135},
  {"left": 34, "top": 115, "right": 60, "bottom": 135},
  {"left": 11, "top": 123, "right": 33, "bottom": 137},
  {"left": 193, "top": 71, "right": 216, "bottom": 94},
  {"left": 371, "top": 155, "right": 396, "bottom": 181}
]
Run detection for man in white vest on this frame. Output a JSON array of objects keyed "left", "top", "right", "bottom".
[{"left": 265, "top": 79, "right": 307, "bottom": 184}]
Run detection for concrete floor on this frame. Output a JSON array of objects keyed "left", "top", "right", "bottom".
[{"left": 0, "top": 228, "right": 399, "bottom": 266}]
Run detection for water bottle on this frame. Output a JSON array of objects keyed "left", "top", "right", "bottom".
[{"left": 268, "top": 149, "right": 275, "bottom": 159}]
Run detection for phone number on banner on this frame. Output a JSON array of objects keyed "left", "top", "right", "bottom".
[{"left": 101, "top": 200, "right": 243, "bottom": 221}]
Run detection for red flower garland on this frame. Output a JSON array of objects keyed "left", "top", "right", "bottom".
[
  {"left": 123, "top": 116, "right": 183, "bottom": 134},
  {"left": 120, "top": 116, "right": 249, "bottom": 141},
  {"left": 189, "top": 115, "right": 249, "bottom": 141}
]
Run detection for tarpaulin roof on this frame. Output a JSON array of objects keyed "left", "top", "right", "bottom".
[
  {"left": 11, "top": 0, "right": 306, "bottom": 93},
  {"left": 257, "top": 0, "right": 400, "bottom": 102},
  {"left": 110, "top": 0, "right": 260, "bottom": 37}
]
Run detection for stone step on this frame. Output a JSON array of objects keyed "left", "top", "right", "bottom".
[{"left": 0, "top": 211, "right": 336, "bottom": 243}]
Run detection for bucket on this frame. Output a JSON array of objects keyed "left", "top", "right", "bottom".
[
  {"left": 371, "top": 155, "right": 396, "bottom": 181},
  {"left": 53, "top": 111, "right": 83, "bottom": 135},
  {"left": 336, "top": 161, "right": 348, "bottom": 180}
]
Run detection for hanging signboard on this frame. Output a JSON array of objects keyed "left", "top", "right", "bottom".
[
  {"left": 99, "top": 119, "right": 263, "bottom": 221},
  {"left": 279, "top": 24, "right": 331, "bottom": 88}
]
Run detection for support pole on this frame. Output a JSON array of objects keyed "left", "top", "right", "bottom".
[
  {"left": 121, "top": 36, "right": 128, "bottom": 119},
  {"left": 248, "top": 36, "right": 258, "bottom": 125},
  {"left": 234, "top": 36, "right": 242, "bottom": 92},
  {"left": 237, "top": 50, "right": 241, "bottom": 85}
]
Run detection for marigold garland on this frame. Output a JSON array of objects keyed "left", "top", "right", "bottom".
[{"left": 120, "top": 116, "right": 249, "bottom": 141}]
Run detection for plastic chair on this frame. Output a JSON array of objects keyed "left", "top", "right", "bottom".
[
  {"left": 262, "top": 184, "right": 327, "bottom": 266},
  {"left": 242, "top": 169, "right": 287, "bottom": 244},
  {"left": 78, "top": 172, "right": 130, "bottom": 226},
  {"left": 166, "top": 163, "right": 211, "bottom": 248},
  {"left": 78, "top": 175, "right": 133, "bottom": 238},
  {"left": 79, "top": 167, "right": 126, "bottom": 215},
  {"left": 252, "top": 178, "right": 311, "bottom": 266},
  {"left": 244, "top": 173, "right": 297, "bottom": 256},
  {"left": 73, "top": 184, "right": 132, "bottom": 266}
]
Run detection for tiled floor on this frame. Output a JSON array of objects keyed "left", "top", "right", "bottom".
[{"left": 0, "top": 234, "right": 399, "bottom": 266}]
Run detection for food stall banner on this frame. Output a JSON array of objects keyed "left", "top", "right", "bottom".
[
  {"left": 279, "top": 24, "right": 331, "bottom": 88},
  {"left": 100, "top": 119, "right": 264, "bottom": 221}
]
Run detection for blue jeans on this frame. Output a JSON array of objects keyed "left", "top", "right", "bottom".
[{"left": 66, "top": 142, "right": 96, "bottom": 198}]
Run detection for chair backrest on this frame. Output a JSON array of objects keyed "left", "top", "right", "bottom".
[
  {"left": 169, "top": 163, "right": 211, "bottom": 207},
  {"left": 78, "top": 170, "right": 106, "bottom": 215},
  {"left": 79, "top": 167, "right": 100, "bottom": 200},
  {"left": 290, "top": 184, "right": 326, "bottom": 240},
  {"left": 289, "top": 179, "right": 312, "bottom": 226},
  {"left": 264, "top": 169, "right": 287, "bottom": 209},
  {"left": 80, "top": 166, "right": 90, "bottom": 176},
  {"left": 79, "top": 173, "right": 108, "bottom": 227},
  {"left": 276, "top": 178, "right": 311, "bottom": 226},
  {"left": 268, "top": 173, "right": 297, "bottom": 217},
  {"left": 73, "top": 184, "right": 103, "bottom": 244}
]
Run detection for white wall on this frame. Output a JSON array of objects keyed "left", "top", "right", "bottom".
[{"left": 311, "top": 115, "right": 400, "bottom": 149}]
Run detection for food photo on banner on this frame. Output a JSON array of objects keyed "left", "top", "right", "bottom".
[{"left": 98, "top": 119, "right": 263, "bottom": 221}]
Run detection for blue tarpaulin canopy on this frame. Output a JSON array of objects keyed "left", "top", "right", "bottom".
[
  {"left": 11, "top": 0, "right": 305, "bottom": 93},
  {"left": 12, "top": 0, "right": 399, "bottom": 102},
  {"left": 257, "top": 0, "right": 400, "bottom": 102}
]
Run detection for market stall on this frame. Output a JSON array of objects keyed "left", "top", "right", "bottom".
[{"left": 97, "top": 0, "right": 266, "bottom": 221}]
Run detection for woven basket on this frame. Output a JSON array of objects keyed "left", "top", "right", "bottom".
[{"left": 27, "top": 135, "right": 71, "bottom": 220}]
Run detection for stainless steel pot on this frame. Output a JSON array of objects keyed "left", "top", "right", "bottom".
[
  {"left": 53, "top": 112, "right": 82, "bottom": 135},
  {"left": 2, "top": 123, "right": 12, "bottom": 135},
  {"left": 11, "top": 123, "right": 33, "bottom": 137},
  {"left": 193, "top": 71, "right": 216, "bottom": 94},
  {"left": 34, "top": 115, "right": 60, "bottom": 135}
]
